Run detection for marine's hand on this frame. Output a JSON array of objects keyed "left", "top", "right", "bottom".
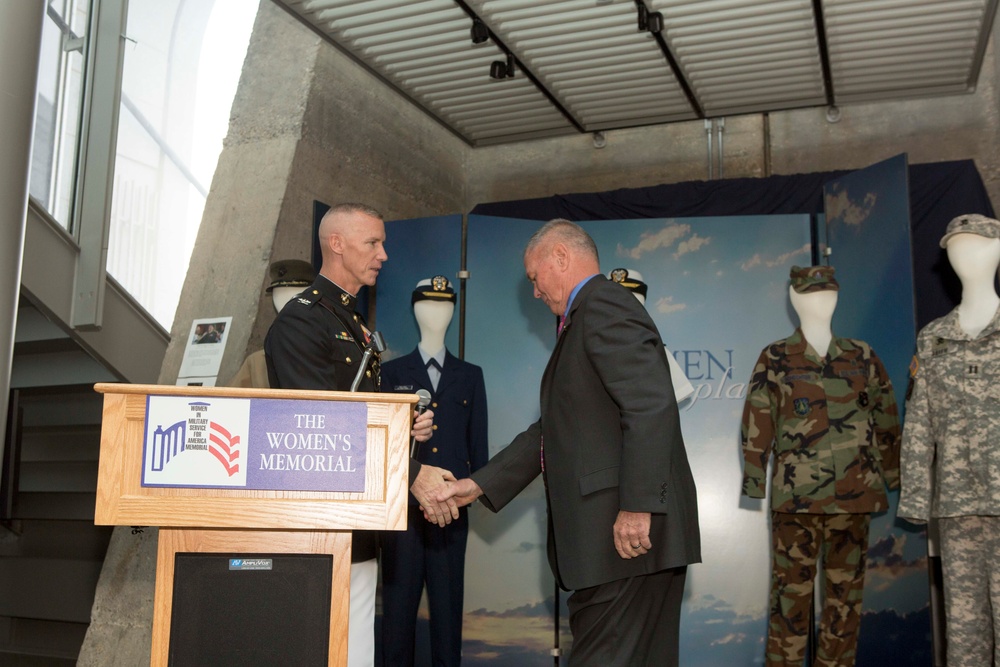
[
  {"left": 412, "top": 408, "right": 434, "bottom": 442},
  {"left": 614, "top": 510, "right": 652, "bottom": 559},
  {"left": 410, "top": 463, "right": 457, "bottom": 527}
]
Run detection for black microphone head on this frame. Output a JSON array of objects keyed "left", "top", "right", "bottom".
[{"left": 415, "top": 389, "right": 432, "bottom": 410}]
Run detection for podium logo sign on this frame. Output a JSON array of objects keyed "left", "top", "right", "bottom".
[{"left": 142, "top": 396, "right": 368, "bottom": 492}]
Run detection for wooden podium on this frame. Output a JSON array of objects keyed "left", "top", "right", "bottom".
[{"left": 93, "top": 383, "right": 416, "bottom": 666}]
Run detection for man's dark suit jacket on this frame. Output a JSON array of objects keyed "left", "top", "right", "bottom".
[{"left": 472, "top": 276, "right": 701, "bottom": 591}]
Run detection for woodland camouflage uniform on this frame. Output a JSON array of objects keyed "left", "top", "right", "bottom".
[{"left": 742, "top": 265, "right": 901, "bottom": 667}]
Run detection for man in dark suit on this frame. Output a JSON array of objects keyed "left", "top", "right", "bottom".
[
  {"left": 379, "top": 276, "right": 489, "bottom": 667},
  {"left": 437, "top": 219, "right": 701, "bottom": 666}
]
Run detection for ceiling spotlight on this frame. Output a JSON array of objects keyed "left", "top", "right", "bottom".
[
  {"left": 490, "top": 53, "right": 515, "bottom": 80},
  {"left": 470, "top": 17, "right": 489, "bottom": 44},
  {"left": 647, "top": 11, "right": 663, "bottom": 33}
]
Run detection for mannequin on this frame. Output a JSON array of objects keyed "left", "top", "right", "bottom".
[
  {"left": 788, "top": 284, "right": 836, "bottom": 357},
  {"left": 899, "top": 214, "right": 1000, "bottom": 667},
  {"left": 608, "top": 268, "right": 695, "bottom": 402},
  {"left": 229, "top": 259, "right": 314, "bottom": 388},
  {"left": 378, "top": 276, "right": 489, "bottom": 667},
  {"left": 948, "top": 232, "right": 1000, "bottom": 337},
  {"left": 741, "top": 265, "right": 900, "bottom": 667}
]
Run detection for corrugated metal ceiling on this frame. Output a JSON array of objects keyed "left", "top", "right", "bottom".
[{"left": 274, "top": 0, "right": 998, "bottom": 146}]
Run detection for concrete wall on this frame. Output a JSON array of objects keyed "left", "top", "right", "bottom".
[{"left": 80, "top": 2, "right": 1000, "bottom": 664}]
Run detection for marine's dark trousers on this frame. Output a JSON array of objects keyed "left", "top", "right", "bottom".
[
  {"left": 566, "top": 565, "right": 687, "bottom": 667},
  {"left": 767, "top": 511, "right": 870, "bottom": 667}
]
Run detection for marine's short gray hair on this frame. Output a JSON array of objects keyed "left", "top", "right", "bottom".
[
  {"left": 325, "top": 202, "right": 383, "bottom": 221},
  {"left": 524, "top": 218, "right": 599, "bottom": 263}
]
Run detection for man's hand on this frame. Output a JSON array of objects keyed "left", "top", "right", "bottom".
[
  {"left": 613, "top": 510, "right": 652, "bottom": 559},
  {"left": 412, "top": 408, "right": 434, "bottom": 442},
  {"left": 435, "top": 478, "right": 483, "bottom": 510},
  {"left": 410, "top": 464, "right": 457, "bottom": 527}
]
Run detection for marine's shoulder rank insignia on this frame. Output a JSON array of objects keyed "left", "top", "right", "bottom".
[
  {"left": 857, "top": 391, "right": 870, "bottom": 408},
  {"left": 793, "top": 397, "right": 810, "bottom": 416}
]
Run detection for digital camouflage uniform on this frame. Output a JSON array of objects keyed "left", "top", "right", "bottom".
[
  {"left": 899, "top": 213, "right": 1000, "bottom": 667},
  {"left": 742, "top": 266, "right": 901, "bottom": 667}
]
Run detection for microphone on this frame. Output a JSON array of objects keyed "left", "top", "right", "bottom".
[
  {"left": 349, "top": 331, "right": 386, "bottom": 392},
  {"left": 411, "top": 389, "right": 432, "bottom": 458}
]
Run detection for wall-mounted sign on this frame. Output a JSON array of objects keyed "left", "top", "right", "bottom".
[
  {"left": 142, "top": 394, "right": 368, "bottom": 492},
  {"left": 176, "top": 316, "right": 233, "bottom": 386}
]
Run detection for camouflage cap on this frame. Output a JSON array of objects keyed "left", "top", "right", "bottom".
[
  {"left": 789, "top": 265, "right": 839, "bottom": 293},
  {"left": 938, "top": 213, "right": 1000, "bottom": 248},
  {"left": 266, "top": 259, "right": 315, "bottom": 293},
  {"left": 411, "top": 275, "right": 456, "bottom": 305},
  {"left": 608, "top": 268, "right": 648, "bottom": 298}
]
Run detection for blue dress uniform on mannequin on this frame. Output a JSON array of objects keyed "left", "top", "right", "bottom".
[{"left": 378, "top": 277, "right": 489, "bottom": 667}]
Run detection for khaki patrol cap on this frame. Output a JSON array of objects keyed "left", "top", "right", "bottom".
[
  {"left": 938, "top": 213, "right": 1000, "bottom": 248},
  {"left": 266, "top": 259, "right": 315, "bottom": 293},
  {"left": 790, "top": 265, "right": 839, "bottom": 293}
]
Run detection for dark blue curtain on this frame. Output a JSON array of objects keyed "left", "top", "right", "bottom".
[{"left": 470, "top": 160, "right": 994, "bottom": 329}]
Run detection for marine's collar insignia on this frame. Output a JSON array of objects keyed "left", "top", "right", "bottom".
[{"left": 340, "top": 292, "right": 351, "bottom": 306}]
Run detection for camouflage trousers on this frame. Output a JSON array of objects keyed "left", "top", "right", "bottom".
[
  {"left": 766, "top": 512, "right": 870, "bottom": 667},
  {"left": 938, "top": 515, "right": 1000, "bottom": 667}
]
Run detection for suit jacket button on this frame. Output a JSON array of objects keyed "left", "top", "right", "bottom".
[
  {"left": 432, "top": 447, "right": 438, "bottom": 453},
  {"left": 345, "top": 357, "right": 352, "bottom": 364},
  {"left": 432, "top": 402, "right": 438, "bottom": 408},
  {"left": 366, "top": 370, "right": 371, "bottom": 377},
  {"left": 432, "top": 425, "right": 438, "bottom": 430},
  {"left": 463, "top": 399, "right": 468, "bottom": 405}
]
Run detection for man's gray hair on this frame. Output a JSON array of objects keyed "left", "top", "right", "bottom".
[
  {"left": 325, "top": 202, "right": 383, "bottom": 221},
  {"left": 525, "top": 218, "right": 599, "bottom": 262}
]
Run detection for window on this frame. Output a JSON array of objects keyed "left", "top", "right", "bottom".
[
  {"left": 108, "top": 0, "right": 256, "bottom": 327},
  {"left": 30, "top": 0, "right": 90, "bottom": 229}
]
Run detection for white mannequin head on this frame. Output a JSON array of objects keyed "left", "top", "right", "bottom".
[
  {"left": 608, "top": 268, "right": 648, "bottom": 305},
  {"left": 946, "top": 233, "right": 1000, "bottom": 287},
  {"left": 788, "top": 265, "right": 839, "bottom": 355},
  {"left": 412, "top": 277, "right": 455, "bottom": 353},
  {"left": 789, "top": 287, "right": 838, "bottom": 324},
  {"left": 271, "top": 286, "right": 301, "bottom": 313},
  {"left": 266, "top": 259, "right": 315, "bottom": 314}
]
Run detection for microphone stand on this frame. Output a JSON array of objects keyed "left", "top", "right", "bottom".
[{"left": 349, "top": 332, "right": 385, "bottom": 393}]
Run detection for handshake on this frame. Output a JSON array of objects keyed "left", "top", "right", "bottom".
[
  {"left": 409, "top": 465, "right": 483, "bottom": 527},
  {"left": 407, "top": 408, "right": 481, "bottom": 526}
]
